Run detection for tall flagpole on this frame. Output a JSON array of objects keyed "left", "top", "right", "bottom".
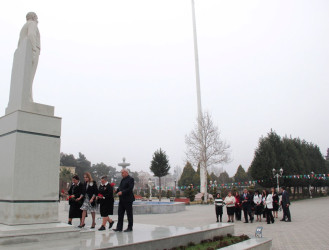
[
  {"left": 191, "top": 0, "right": 202, "bottom": 118},
  {"left": 191, "top": 0, "right": 206, "bottom": 201}
]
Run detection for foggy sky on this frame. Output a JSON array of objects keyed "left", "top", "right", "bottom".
[{"left": 1, "top": 0, "right": 328, "bottom": 176}]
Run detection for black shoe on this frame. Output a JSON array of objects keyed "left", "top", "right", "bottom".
[
  {"left": 280, "top": 219, "right": 285, "bottom": 221},
  {"left": 286, "top": 220, "right": 291, "bottom": 222},
  {"left": 68, "top": 221, "right": 72, "bottom": 225},
  {"left": 113, "top": 228, "right": 122, "bottom": 232},
  {"left": 272, "top": 220, "right": 275, "bottom": 224},
  {"left": 109, "top": 221, "right": 115, "bottom": 229},
  {"left": 98, "top": 226, "right": 106, "bottom": 231},
  {"left": 244, "top": 221, "right": 248, "bottom": 223},
  {"left": 267, "top": 222, "right": 270, "bottom": 224},
  {"left": 78, "top": 224, "right": 85, "bottom": 228},
  {"left": 91, "top": 224, "right": 96, "bottom": 229},
  {"left": 123, "top": 228, "right": 133, "bottom": 232},
  {"left": 216, "top": 220, "right": 219, "bottom": 222},
  {"left": 220, "top": 220, "right": 222, "bottom": 222}
]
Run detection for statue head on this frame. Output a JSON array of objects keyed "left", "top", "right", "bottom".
[{"left": 26, "top": 12, "right": 38, "bottom": 22}]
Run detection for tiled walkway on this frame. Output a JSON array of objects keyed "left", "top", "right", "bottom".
[{"left": 58, "top": 196, "right": 329, "bottom": 249}]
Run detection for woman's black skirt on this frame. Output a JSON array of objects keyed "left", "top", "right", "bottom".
[
  {"left": 226, "top": 206, "right": 235, "bottom": 216},
  {"left": 100, "top": 201, "right": 114, "bottom": 217}
]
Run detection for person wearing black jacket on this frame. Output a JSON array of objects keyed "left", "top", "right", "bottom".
[
  {"left": 79, "top": 172, "right": 98, "bottom": 228},
  {"left": 280, "top": 186, "right": 291, "bottom": 222},
  {"left": 113, "top": 168, "right": 135, "bottom": 232},
  {"left": 67, "top": 175, "right": 84, "bottom": 225},
  {"left": 241, "top": 189, "right": 254, "bottom": 223},
  {"left": 97, "top": 176, "right": 115, "bottom": 231}
]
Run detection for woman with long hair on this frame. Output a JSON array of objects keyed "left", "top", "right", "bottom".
[
  {"left": 234, "top": 191, "right": 242, "bottom": 221},
  {"left": 79, "top": 172, "right": 98, "bottom": 228},
  {"left": 263, "top": 189, "right": 275, "bottom": 224},
  {"left": 271, "top": 187, "right": 279, "bottom": 218}
]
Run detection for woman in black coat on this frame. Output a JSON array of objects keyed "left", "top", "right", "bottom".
[
  {"left": 67, "top": 175, "right": 84, "bottom": 225},
  {"left": 97, "top": 176, "right": 115, "bottom": 231},
  {"left": 79, "top": 172, "right": 98, "bottom": 228},
  {"left": 271, "top": 187, "right": 279, "bottom": 218}
]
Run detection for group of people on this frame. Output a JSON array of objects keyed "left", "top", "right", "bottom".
[
  {"left": 67, "top": 168, "right": 135, "bottom": 232},
  {"left": 214, "top": 186, "right": 291, "bottom": 224}
]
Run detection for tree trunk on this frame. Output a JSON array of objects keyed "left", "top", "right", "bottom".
[{"left": 159, "top": 177, "right": 162, "bottom": 201}]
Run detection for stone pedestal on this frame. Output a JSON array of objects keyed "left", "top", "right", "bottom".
[{"left": 0, "top": 110, "right": 61, "bottom": 225}]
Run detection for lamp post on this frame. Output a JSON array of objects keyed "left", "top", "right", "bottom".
[
  {"left": 272, "top": 168, "right": 283, "bottom": 192},
  {"left": 174, "top": 179, "right": 177, "bottom": 197},
  {"left": 309, "top": 171, "right": 314, "bottom": 198}
]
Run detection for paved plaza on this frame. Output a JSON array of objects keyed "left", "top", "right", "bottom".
[{"left": 57, "top": 196, "right": 329, "bottom": 249}]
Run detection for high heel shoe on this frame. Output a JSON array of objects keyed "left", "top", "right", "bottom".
[
  {"left": 78, "top": 223, "right": 85, "bottom": 228},
  {"left": 109, "top": 221, "right": 114, "bottom": 229},
  {"left": 68, "top": 221, "right": 72, "bottom": 225},
  {"left": 91, "top": 224, "right": 96, "bottom": 229}
]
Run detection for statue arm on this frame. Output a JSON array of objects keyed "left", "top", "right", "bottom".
[{"left": 27, "top": 22, "right": 38, "bottom": 53}]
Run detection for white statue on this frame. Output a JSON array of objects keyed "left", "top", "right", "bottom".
[
  {"left": 6, "top": 12, "right": 53, "bottom": 116},
  {"left": 18, "top": 12, "right": 40, "bottom": 102}
]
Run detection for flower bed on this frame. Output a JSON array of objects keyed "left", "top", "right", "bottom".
[{"left": 169, "top": 234, "right": 249, "bottom": 250}]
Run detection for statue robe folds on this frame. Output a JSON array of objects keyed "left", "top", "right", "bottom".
[{"left": 5, "top": 38, "right": 54, "bottom": 116}]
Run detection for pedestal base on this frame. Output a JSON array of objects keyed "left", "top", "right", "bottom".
[{"left": 0, "top": 110, "right": 61, "bottom": 225}]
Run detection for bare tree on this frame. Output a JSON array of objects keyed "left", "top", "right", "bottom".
[{"left": 185, "top": 111, "right": 230, "bottom": 203}]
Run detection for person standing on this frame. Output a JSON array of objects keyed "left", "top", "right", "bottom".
[
  {"left": 224, "top": 191, "right": 236, "bottom": 223},
  {"left": 271, "top": 187, "right": 279, "bottom": 218},
  {"left": 214, "top": 193, "right": 224, "bottom": 222},
  {"left": 234, "top": 191, "right": 242, "bottom": 221},
  {"left": 113, "top": 168, "right": 135, "bottom": 232},
  {"left": 79, "top": 172, "right": 98, "bottom": 228},
  {"left": 97, "top": 176, "right": 115, "bottom": 231},
  {"left": 263, "top": 189, "right": 275, "bottom": 224},
  {"left": 253, "top": 190, "right": 263, "bottom": 222},
  {"left": 241, "top": 189, "right": 253, "bottom": 223},
  {"left": 67, "top": 175, "right": 84, "bottom": 225},
  {"left": 280, "top": 186, "right": 291, "bottom": 222}
]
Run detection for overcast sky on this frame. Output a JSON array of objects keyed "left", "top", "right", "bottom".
[{"left": 1, "top": 0, "right": 328, "bottom": 176}]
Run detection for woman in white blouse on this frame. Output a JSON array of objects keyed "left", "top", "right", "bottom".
[
  {"left": 263, "top": 189, "right": 275, "bottom": 224},
  {"left": 224, "top": 191, "right": 236, "bottom": 223},
  {"left": 253, "top": 190, "right": 263, "bottom": 222}
]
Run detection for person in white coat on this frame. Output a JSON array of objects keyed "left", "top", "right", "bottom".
[{"left": 263, "top": 189, "right": 275, "bottom": 224}]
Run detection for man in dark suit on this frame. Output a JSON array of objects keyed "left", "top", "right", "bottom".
[
  {"left": 280, "top": 186, "right": 291, "bottom": 222},
  {"left": 113, "top": 168, "right": 135, "bottom": 232},
  {"left": 240, "top": 189, "right": 254, "bottom": 223}
]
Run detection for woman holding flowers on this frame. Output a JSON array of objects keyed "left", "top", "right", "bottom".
[
  {"left": 97, "top": 176, "right": 115, "bottom": 231},
  {"left": 79, "top": 172, "right": 98, "bottom": 229},
  {"left": 67, "top": 175, "right": 84, "bottom": 225}
]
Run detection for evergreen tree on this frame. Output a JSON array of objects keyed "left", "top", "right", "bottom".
[
  {"left": 178, "top": 162, "right": 196, "bottom": 188},
  {"left": 234, "top": 165, "right": 248, "bottom": 182},
  {"left": 150, "top": 148, "right": 170, "bottom": 201}
]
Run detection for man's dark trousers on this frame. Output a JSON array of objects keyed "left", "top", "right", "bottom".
[{"left": 117, "top": 201, "right": 133, "bottom": 230}]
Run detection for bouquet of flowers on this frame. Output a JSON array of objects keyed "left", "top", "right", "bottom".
[
  {"left": 66, "top": 195, "right": 74, "bottom": 201},
  {"left": 97, "top": 193, "right": 105, "bottom": 199},
  {"left": 110, "top": 183, "right": 115, "bottom": 187}
]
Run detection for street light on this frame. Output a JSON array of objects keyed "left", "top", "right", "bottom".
[
  {"left": 272, "top": 168, "right": 283, "bottom": 192},
  {"left": 309, "top": 171, "right": 314, "bottom": 198},
  {"left": 174, "top": 179, "right": 177, "bottom": 197}
]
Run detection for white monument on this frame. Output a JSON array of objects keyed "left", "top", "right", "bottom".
[{"left": 0, "top": 13, "right": 77, "bottom": 244}]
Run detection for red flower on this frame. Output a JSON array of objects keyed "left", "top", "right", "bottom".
[
  {"left": 110, "top": 183, "right": 115, "bottom": 187},
  {"left": 66, "top": 195, "right": 74, "bottom": 200},
  {"left": 98, "top": 194, "right": 104, "bottom": 198}
]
